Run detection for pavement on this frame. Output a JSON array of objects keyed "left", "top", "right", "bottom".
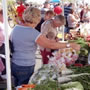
[{"left": 35, "top": 48, "right": 42, "bottom": 71}]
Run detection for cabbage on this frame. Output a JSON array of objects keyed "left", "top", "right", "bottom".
[{"left": 60, "top": 81, "right": 84, "bottom": 90}]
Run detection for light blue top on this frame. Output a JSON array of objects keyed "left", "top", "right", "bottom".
[{"left": 11, "top": 25, "right": 40, "bottom": 66}]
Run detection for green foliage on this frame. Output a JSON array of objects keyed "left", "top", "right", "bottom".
[
  {"left": 69, "top": 66, "right": 90, "bottom": 90},
  {"left": 69, "top": 66, "right": 90, "bottom": 74},
  {"left": 32, "top": 80, "right": 60, "bottom": 90},
  {"left": 70, "top": 38, "right": 90, "bottom": 56}
]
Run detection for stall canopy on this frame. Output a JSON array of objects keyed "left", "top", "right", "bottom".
[{"left": 50, "top": 0, "right": 60, "bottom": 3}]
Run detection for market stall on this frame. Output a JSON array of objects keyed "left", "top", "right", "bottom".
[
  {"left": 1, "top": 0, "right": 90, "bottom": 90},
  {"left": 18, "top": 21, "right": 90, "bottom": 90},
  {"left": 18, "top": 65, "right": 90, "bottom": 90}
]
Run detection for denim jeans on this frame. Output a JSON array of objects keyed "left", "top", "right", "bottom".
[
  {"left": 11, "top": 62, "right": 35, "bottom": 87},
  {"left": 64, "top": 27, "right": 70, "bottom": 33}
]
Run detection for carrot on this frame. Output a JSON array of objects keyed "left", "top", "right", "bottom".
[
  {"left": 22, "top": 84, "right": 35, "bottom": 88},
  {"left": 18, "top": 87, "right": 28, "bottom": 90}
]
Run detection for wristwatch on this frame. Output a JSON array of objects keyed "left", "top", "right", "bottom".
[{"left": 66, "top": 43, "right": 70, "bottom": 48}]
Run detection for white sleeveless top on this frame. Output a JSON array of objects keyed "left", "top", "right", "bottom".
[{"left": 67, "top": 14, "right": 78, "bottom": 28}]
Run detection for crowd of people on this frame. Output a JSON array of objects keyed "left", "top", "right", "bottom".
[{"left": 0, "top": 0, "right": 90, "bottom": 88}]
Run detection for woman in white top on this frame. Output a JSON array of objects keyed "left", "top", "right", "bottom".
[{"left": 67, "top": 9, "right": 79, "bottom": 29}]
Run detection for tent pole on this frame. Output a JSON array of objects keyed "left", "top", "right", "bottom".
[
  {"left": 2, "top": 0, "right": 12, "bottom": 90},
  {"left": 62, "top": 0, "right": 65, "bottom": 41}
]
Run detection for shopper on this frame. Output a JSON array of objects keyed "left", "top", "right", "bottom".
[
  {"left": 40, "top": 15, "right": 65, "bottom": 64},
  {"left": 35, "top": 10, "right": 55, "bottom": 32},
  {"left": 10, "top": 7, "right": 80, "bottom": 87}
]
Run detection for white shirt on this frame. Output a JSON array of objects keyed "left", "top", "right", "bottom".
[{"left": 67, "top": 14, "right": 78, "bottom": 28}]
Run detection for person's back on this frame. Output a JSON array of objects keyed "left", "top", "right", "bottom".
[
  {"left": 11, "top": 25, "right": 40, "bottom": 66},
  {"left": 64, "top": 3, "right": 73, "bottom": 27},
  {"left": 64, "top": 6, "right": 72, "bottom": 18}
]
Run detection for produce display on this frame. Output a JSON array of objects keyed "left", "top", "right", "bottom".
[
  {"left": 18, "top": 65, "right": 90, "bottom": 90},
  {"left": 49, "top": 48, "right": 78, "bottom": 67},
  {"left": 31, "top": 80, "right": 60, "bottom": 90},
  {"left": 69, "top": 37, "right": 90, "bottom": 65},
  {"left": 29, "top": 65, "right": 59, "bottom": 85},
  {"left": 18, "top": 26, "right": 90, "bottom": 90},
  {"left": 28, "top": 65, "right": 90, "bottom": 90},
  {"left": 69, "top": 66, "right": 90, "bottom": 90}
]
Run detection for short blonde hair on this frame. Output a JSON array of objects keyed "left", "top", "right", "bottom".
[{"left": 23, "top": 7, "right": 41, "bottom": 25}]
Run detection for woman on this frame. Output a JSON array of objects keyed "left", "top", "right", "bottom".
[
  {"left": 11, "top": 7, "right": 80, "bottom": 87},
  {"left": 67, "top": 9, "right": 80, "bottom": 30}
]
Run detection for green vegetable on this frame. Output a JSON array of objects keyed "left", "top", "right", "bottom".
[
  {"left": 69, "top": 37, "right": 90, "bottom": 65},
  {"left": 32, "top": 80, "right": 60, "bottom": 90},
  {"left": 60, "top": 81, "right": 84, "bottom": 90},
  {"left": 69, "top": 66, "right": 90, "bottom": 90},
  {"left": 69, "top": 66, "right": 90, "bottom": 74}
]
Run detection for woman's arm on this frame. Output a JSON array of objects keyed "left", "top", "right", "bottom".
[{"left": 36, "top": 34, "right": 80, "bottom": 51}]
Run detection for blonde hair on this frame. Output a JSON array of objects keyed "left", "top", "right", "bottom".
[{"left": 23, "top": 7, "right": 41, "bottom": 25}]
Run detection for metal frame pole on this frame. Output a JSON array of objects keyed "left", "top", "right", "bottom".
[
  {"left": 2, "top": 0, "right": 12, "bottom": 90},
  {"left": 62, "top": 0, "right": 65, "bottom": 41}
]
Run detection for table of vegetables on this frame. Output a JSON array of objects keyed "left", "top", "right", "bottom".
[{"left": 18, "top": 27, "right": 90, "bottom": 90}]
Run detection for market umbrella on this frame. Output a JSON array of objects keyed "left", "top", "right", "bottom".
[
  {"left": 50, "top": 0, "right": 61, "bottom": 3},
  {"left": 2, "top": 0, "right": 12, "bottom": 90}
]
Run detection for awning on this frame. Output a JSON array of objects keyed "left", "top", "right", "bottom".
[{"left": 50, "top": 0, "right": 60, "bottom": 3}]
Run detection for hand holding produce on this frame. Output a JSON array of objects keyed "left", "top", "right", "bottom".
[{"left": 70, "top": 43, "right": 81, "bottom": 51}]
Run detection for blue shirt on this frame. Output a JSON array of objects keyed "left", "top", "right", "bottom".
[
  {"left": 11, "top": 25, "right": 40, "bottom": 66},
  {"left": 64, "top": 6, "right": 72, "bottom": 18}
]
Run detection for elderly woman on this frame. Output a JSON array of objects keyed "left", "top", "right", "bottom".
[{"left": 10, "top": 7, "right": 80, "bottom": 87}]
